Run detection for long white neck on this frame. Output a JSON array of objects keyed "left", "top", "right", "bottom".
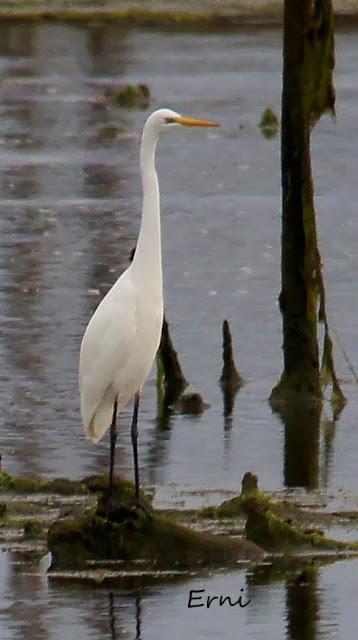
[{"left": 130, "top": 125, "right": 162, "bottom": 299}]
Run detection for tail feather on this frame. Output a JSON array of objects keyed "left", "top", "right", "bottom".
[{"left": 85, "top": 386, "right": 116, "bottom": 444}]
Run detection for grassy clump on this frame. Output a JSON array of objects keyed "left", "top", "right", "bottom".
[
  {"left": 259, "top": 107, "right": 279, "bottom": 139},
  {"left": 202, "top": 485, "right": 350, "bottom": 553},
  {"left": 48, "top": 508, "right": 263, "bottom": 570},
  {"left": 23, "top": 520, "right": 44, "bottom": 539},
  {"left": 0, "top": 471, "right": 88, "bottom": 495},
  {"left": 48, "top": 477, "right": 263, "bottom": 570}
]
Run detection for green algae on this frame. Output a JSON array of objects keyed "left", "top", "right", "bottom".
[
  {"left": 200, "top": 484, "right": 358, "bottom": 553},
  {"left": 23, "top": 519, "right": 44, "bottom": 539},
  {"left": 244, "top": 495, "right": 327, "bottom": 550},
  {"left": 0, "top": 1, "right": 356, "bottom": 30},
  {"left": 105, "top": 84, "right": 150, "bottom": 109},
  {"left": 259, "top": 107, "right": 279, "bottom": 139},
  {"left": 0, "top": 471, "right": 88, "bottom": 495},
  {"left": 0, "top": 4, "right": 284, "bottom": 30}
]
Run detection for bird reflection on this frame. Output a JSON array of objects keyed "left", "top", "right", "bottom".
[{"left": 108, "top": 592, "right": 142, "bottom": 640}]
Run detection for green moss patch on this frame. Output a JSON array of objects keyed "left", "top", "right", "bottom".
[
  {"left": 48, "top": 476, "right": 263, "bottom": 569},
  {"left": 201, "top": 487, "right": 356, "bottom": 553},
  {"left": 48, "top": 506, "right": 263, "bottom": 570},
  {"left": 0, "top": 471, "right": 88, "bottom": 495},
  {"left": 105, "top": 84, "right": 150, "bottom": 109},
  {"left": 259, "top": 107, "right": 279, "bottom": 139}
]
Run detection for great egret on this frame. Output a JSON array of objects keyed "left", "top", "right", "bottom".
[{"left": 79, "top": 108, "right": 218, "bottom": 506}]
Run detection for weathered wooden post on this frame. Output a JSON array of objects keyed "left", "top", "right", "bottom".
[{"left": 270, "top": 0, "right": 345, "bottom": 411}]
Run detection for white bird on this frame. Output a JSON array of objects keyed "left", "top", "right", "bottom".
[{"left": 79, "top": 108, "right": 218, "bottom": 506}]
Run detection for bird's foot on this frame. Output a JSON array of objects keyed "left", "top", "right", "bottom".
[
  {"left": 101, "top": 493, "right": 152, "bottom": 522},
  {"left": 104, "top": 498, "right": 139, "bottom": 523}
]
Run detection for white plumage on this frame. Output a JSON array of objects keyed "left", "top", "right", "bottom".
[
  {"left": 80, "top": 275, "right": 163, "bottom": 443},
  {"left": 78, "top": 108, "right": 218, "bottom": 501}
]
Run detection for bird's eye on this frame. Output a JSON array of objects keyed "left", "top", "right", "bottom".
[{"left": 165, "top": 117, "right": 176, "bottom": 124}]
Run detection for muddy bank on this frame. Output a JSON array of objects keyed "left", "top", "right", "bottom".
[{"left": 0, "top": 1, "right": 357, "bottom": 26}]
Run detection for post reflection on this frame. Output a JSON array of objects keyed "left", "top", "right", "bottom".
[
  {"left": 273, "top": 404, "right": 322, "bottom": 490},
  {"left": 86, "top": 24, "right": 129, "bottom": 77},
  {"left": 285, "top": 566, "right": 319, "bottom": 640},
  {"left": 246, "top": 561, "right": 320, "bottom": 640},
  {"left": 108, "top": 591, "right": 142, "bottom": 640}
]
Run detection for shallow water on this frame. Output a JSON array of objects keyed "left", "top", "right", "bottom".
[
  {"left": 0, "top": 21, "right": 357, "bottom": 638},
  {"left": 1, "top": 549, "right": 358, "bottom": 639}
]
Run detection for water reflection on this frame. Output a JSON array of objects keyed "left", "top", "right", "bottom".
[
  {"left": 86, "top": 24, "right": 129, "bottom": 77},
  {"left": 0, "top": 20, "right": 356, "bottom": 493},
  {"left": 279, "top": 404, "right": 321, "bottom": 490},
  {"left": 0, "top": 17, "right": 356, "bottom": 640},
  {"left": 0, "top": 548, "right": 355, "bottom": 638},
  {"left": 0, "top": 551, "right": 49, "bottom": 640},
  {"left": 108, "top": 591, "right": 142, "bottom": 639},
  {"left": 285, "top": 567, "right": 319, "bottom": 640},
  {"left": 321, "top": 416, "right": 337, "bottom": 488},
  {"left": 247, "top": 561, "right": 322, "bottom": 640},
  {"left": 0, "top": 23, "right": 35, "bottom": 59},
  {"left": 108, "top": 592, "right": 116, "bottom": 640}
]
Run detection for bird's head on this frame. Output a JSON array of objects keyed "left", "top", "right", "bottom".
[{"left": 144, "top": 108, "right": 219, "bottom": 137}]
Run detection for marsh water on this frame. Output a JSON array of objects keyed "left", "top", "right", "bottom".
[{"left": 0, "top": 21, "right": 357, "bottom": 639}]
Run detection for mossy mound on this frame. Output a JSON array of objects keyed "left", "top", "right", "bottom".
[
  {"left": 243, "top": 494, "right": 323, "bottom": 550},
  {"left": 202, "top": 486, "right": 350, "bottom": 553},
  {"left": 201, "top": 490, "right": 270, "bottom": 520},
  {"left": 48, "top": 476, "right": 263, "bottom": 570},
  {"left": 49, "top": 508, "right": 263, "bottom": 570},
  {"left": 0, "top": 471, "right": 142, "bottom": 500}
]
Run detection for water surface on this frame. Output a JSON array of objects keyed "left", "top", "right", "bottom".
[{"left": 0, "top": 21, "right": 357, "bottom": 639}]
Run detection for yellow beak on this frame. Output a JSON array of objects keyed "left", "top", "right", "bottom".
[{"left": 167, "top": 115, "right": 219, "bottom": 127}]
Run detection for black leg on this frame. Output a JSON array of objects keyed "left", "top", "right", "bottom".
[
  {"left": 108, "top": 592, "right": 116, "bottom": 640},
  {"left": 108, "top": 398, "right": 118, "bottom": 500},
  {"left": 131, "top": 391, "right": 140, "bottom": 501}
]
